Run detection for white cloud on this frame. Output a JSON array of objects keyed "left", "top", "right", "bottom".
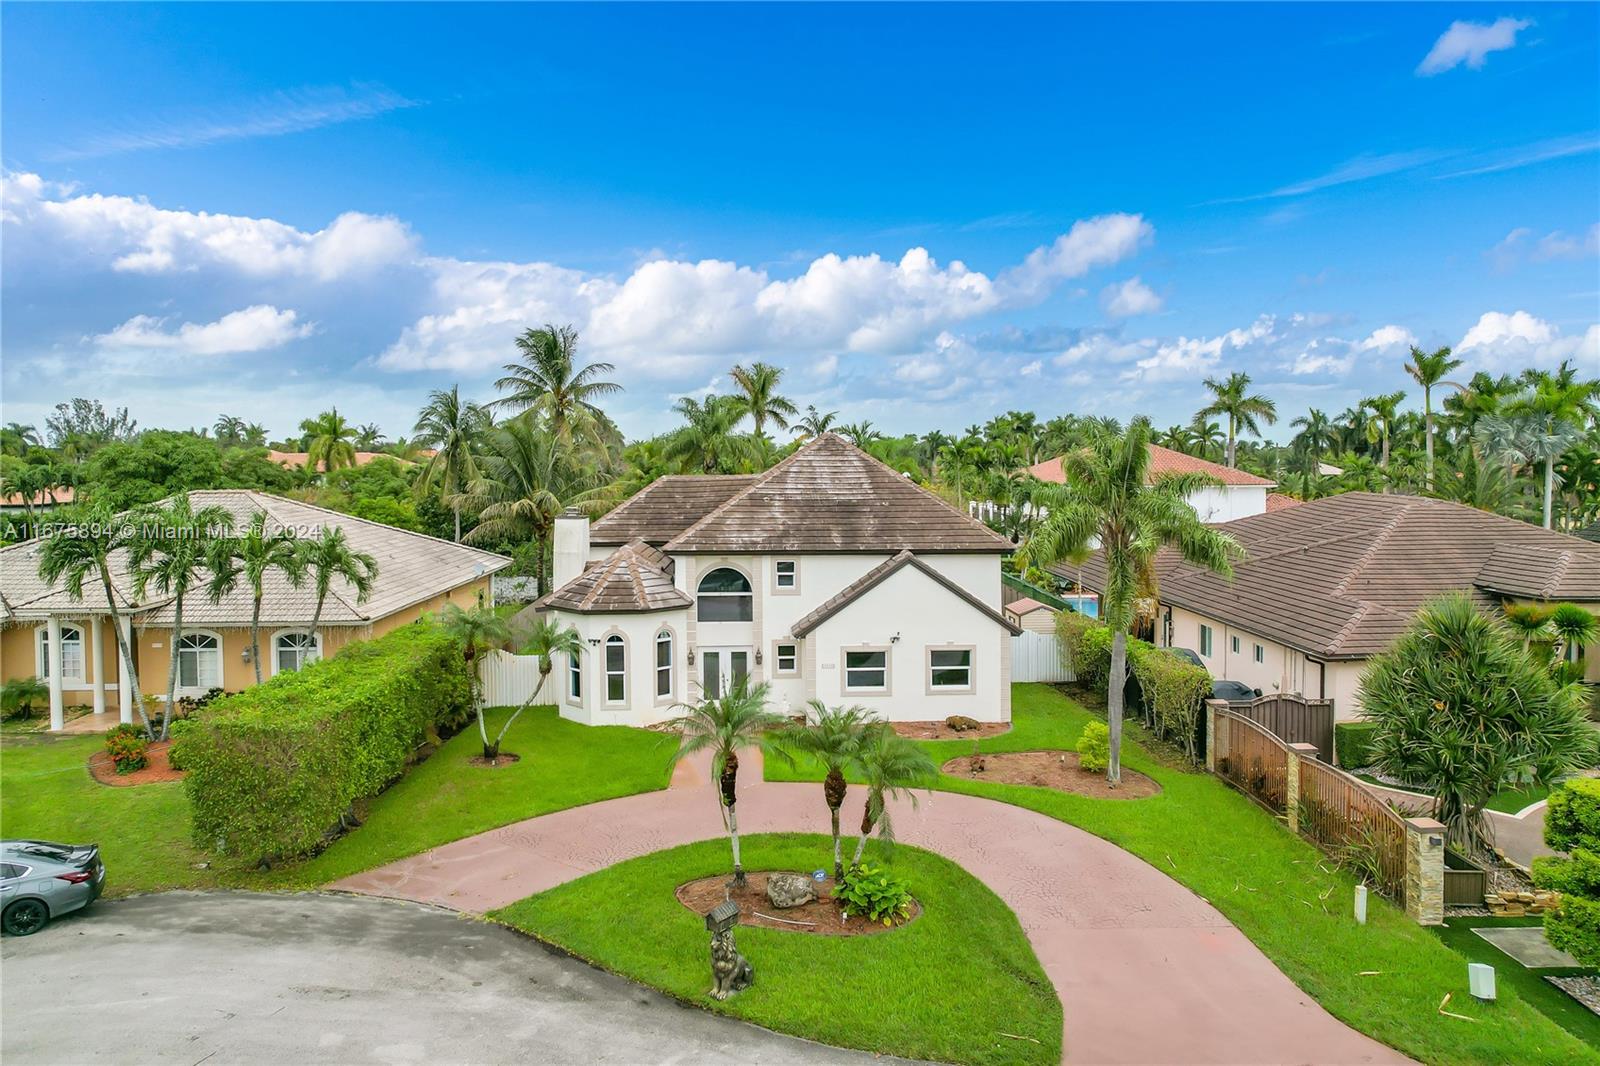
[
  {"left": 1101, "top": 276, "right": 1164, "bottom": 318},
  {"left": 1124, "top": 315, "right": 1280, "bottom": 384},
  {"left": 1489, "top": 224, "right": 1599, "bottom": 270},
  {"left": 1288, "top": 324, "right": 1415, "bottom": 376},
  {"left": 95, "top": 305, "right": 315, "bottom": 356},
  {"left": 1359, "top": 324, "right": 1417, "bottom": 351},
  {"left": 1457, "top": 310, "right": 1598, "bottom": 371},
  {"left": 997, "top": 214, "right": 1153, "bottom": 302},
  {"left": 1417, "top": 17, "right": 1531, "bottom": 76}
]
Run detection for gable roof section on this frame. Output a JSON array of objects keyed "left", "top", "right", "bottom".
[
  {"left": 1056, "top": 492, "right": 1600, "bottom": 659},
  {"left": 1028, "top": 444, "right": 1275, "bottom": 489},
  {"left": 536, "top": 539, "right": 692, "bottom": 613},
  {"left": 791, "top": 550, "right": 1021, "bottom": 637},
  {"left": 590, "top": 475, "right": 759, "bottom": 546},
  {"left": 665, "top": 433, "right": 1011, "bottom": 554},
  {"left": 1005, "top": 596, "right": 1055, "bottom": 616}
]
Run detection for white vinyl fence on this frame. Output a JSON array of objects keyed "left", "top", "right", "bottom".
[
  {"left": 1011, "top": 630, "right": 1074, "bottom": 683},
  {"left": 479, "top": 648, "right": 547, "bottom": 707}
]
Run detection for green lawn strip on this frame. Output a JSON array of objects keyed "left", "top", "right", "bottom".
[
  {"left": 490, "top": 833, "right": 1061, "bottom": 1066},
  {"left": 1349, "top": 771, "right": 1550, "bottom": 816},
  {"left": 1433, "top": 915, "right": 1600, "bottom": 1043},
  {"left": 767, "top": 684, "right": 1597, "bottom": 1066}
]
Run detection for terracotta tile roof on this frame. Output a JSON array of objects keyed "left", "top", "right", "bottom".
[
  {"left": 1028, "top": 444, "right": 1275, "bottom": 488},
  {"left": 591, "top": 475, "right": 759, "bottom": 546},
  {"left": 665, "top": 434, "right": 1011, "bottom": 554},
  {"left": 535, "top": 539, "right": 692, "bottom": 613},
  {"left": 1005, "top": 596, "right": 1055, "bottom": 616},
  {"left": 0, "top": 487, "right": 74, "bottom": 507},
  {"left": 1265, "top": 493, "right": 1303, "bottom": 512},
  {"left": 791, "top": 550, "right": 1021, "bottom": 637},
  {"left": 1055, "top": 492, "right": 1600, "bottom": 660},
  {"left": 266, "top": 450, "right": 432, "bottom": 470}
]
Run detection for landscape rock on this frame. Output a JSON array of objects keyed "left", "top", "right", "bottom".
[
  {"left": 945, "top": 715, "right": 981, "bottom": 732},
  {"left": 766, "top": 873, "right": 817, "bottom": 909}
]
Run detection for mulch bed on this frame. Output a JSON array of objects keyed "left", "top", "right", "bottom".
[
  {"left": 892, "top": 720, "right": 1012, "bottom": 741},
  {"left": 468, "top": 752, "right": 522, "bottom": 768},
  {"left": 88, "top": 740, "right": 183, "bottom": 786},
  {"left": 676, "top": 871, "right": 920, "bottom": 936},
  {"left": 941, "top": 749, "right": 1162, "bottom": 799}
]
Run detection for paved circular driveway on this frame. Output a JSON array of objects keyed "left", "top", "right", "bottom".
[{"left": 0, "top": 892, "right": 891, "bottom": 1065}]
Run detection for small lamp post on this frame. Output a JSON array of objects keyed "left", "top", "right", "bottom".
[{"left": 705, "top": 900, "right": 752, "bottom": 1000}]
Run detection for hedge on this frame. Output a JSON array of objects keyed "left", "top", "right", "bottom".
[
  {"left": 1057, "top": 610, "right": 1210, "bottom": 760},
  {"left": 1534, "top": 777, "right": 1600, "bottom": 966},
  {"left": 1057, "top": 610, "right": 1109, "bottom": 689},
  {"left": 1334, "top": 720, "right": 1380, "bottom": 770},
  {"left": 180, "top": 622, "right": 472, "bottom": 866}
]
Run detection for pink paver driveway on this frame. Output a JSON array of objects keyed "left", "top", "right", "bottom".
[{"left": 334, "top": 753, "right": 1408, "bottom": 1066}]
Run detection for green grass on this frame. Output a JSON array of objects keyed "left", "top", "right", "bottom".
[
  {"left": 0, "top": 706, "right": 672, "bottom": 894},
  {"left": 491, "top": 833, "right": 1060, "bottom": 1066},
  {"left": 770, "top": 684, "right": 1599, "bottom": 1066},
  {"left": 1433, "top": 916, "right": 1599, "bottom": 1044}
]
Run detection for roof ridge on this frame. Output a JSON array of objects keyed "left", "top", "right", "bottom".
[
  {"left": 249, "top": 490, "right": 511, "bottom": 563},
  {"left": 1330, "top": 497, "right": 1411, "bottom": 598},
  {"left": 660, "top": 434, "right": 827, "bottom": 550},
  {"left": 1542, "top": 549, "right": 1574, "bottom": 599}
]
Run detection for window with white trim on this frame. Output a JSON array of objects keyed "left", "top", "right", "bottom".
[
  {"left": 274, "top": 631, "right": 321, "bottom": 674},
  {"left": 775, "top": 560, "right": 796, "bottom": 589},
  {"left": 697, "top": 568, "right": 753, "bottom": 621},
  {"left": 929, "top": 648, "right": 972, "bottom": 689},
  {"left": 605, "top": 636, "right": 626, "bottom": 703},
  {"left": 39, "top": 625, "right": 85, "bottom": 683},
  {"left": 775, "top": 642, "right": 798, "bottom": 674},
  {"left": 1199, "top": 625, "right": 1213, "bottom": 658},
  {"left": 1230, "top": 635, "right": 1240, "bottom": 654},
  {"left": 177, "top": 633, "right": 221, "bottom": 690},
  {"left": 568, "top": 651, "right": 582, "bottom": 700},
  {"left": 655, "top": 631, "right": 673, "bottom": 698},
  {"left": 1254, "top": 643, "right": 1265, "bottom": 664},
  {"left": 844, "top": 649, "right": 887, "bottom": 691}
]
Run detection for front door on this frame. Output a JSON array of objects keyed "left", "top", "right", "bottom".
[{"left": 699, "top": 647, "right": 751, "bottom": 699}]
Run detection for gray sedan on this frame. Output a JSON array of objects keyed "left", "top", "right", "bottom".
[{"left": 1, "top": 840, "right": 105, "bottom": 936}]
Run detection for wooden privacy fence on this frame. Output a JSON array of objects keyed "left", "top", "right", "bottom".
[
  {"left": 1227, "top": 693, "right": 1335, "bottom": 763},
  {"left": 479, "top": 648, "right": 545, "bottom": 707},
  {"left": 1296, "top": 756, "right": 1408, "bottom": 902},
  {"left": 1213, "top": 709, "right": 1289, "bottom": 814},
  {"left": 1011, "top": 631, "right": 1075, "bottom": 684}
]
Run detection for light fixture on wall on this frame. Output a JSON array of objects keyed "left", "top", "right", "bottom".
[
  {"left": 890, "top": 632, "right": 901, "bottom": 644},
  {"left": 754, "top": 650, "right": 762, "bottom": 665},
  {"left": 241, "top": 647, "right": 252, "bottom": 664},
  {"left": 687, "top": 649, "right": 696, "bottom": 666},
  {"left": 589, "top": 638, "right": 601, "bottom": 647}
]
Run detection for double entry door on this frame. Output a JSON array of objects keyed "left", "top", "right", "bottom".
[{"left": 698, "top": 646, "right": 751, "bottom": 699}]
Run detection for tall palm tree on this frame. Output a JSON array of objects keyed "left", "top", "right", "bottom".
[
  {"left": 1185, "top": 414, "right": 1225, "bottom": 462},
  {"left": 794, "top": 405, "right": 838, "bottom": 438},
  {"left": 1018, "top": 419, "right": 1243, "bottom": 784},
  {"left": 1505, "top": 364, "right": 1600, "bottom": 529},
  {"left": 1198, "top": 371, "right": 1277, "bottom": 468},
  {"left": 849, "top": 725, "right": 938, "bottom": 868},
  {"left": 667, "top": 680, "right": 792, "bottom": 888},
  {"left": 413, "top": 385, "right": 489, "bottom": 542},
  {"left": 127, "top": 495, "right": 236, "bottom": 739},
  {"left": 205, "top": 512, "right": 307, "bottom": 686},
  {"left": 489, "top": 616, "right": 586, "bottom": 756},
  {"left": 299, "top": 408, "right": 358, "bottom": 473},
  {"left": 241, "top": 422, "right": 269, "bottom": 447},
  {"left": 494, "top": 324, "right": 622, "bottom": 447},
  {"left": 36, "top": 503, "right": 153, "bottom": 737},
  {"left": 354, "top": 423, "right": 385, "bottom": 450},
  {"left": 665, "top": 395, "right": 756, "bottom": 474},
  {"left": 1289, "top": 408, "right": 1336, "bottom": 474},
  {"left": 1360, "top": 390, "right": 1406, "bottom": 483},
  {"left": 2, "top": 422, "right": 42, "bottom": 457},
  {"left": 213, "top": 414, "right": 247, "bottom": 445},
  {"left": 840, "top": 421, "right": 879, "bottom": 447},
  {"left": 437, "top": 602, "right": 513, "bottom": 761},
  {"left": 300, "top": 526, "right": 379, "bottom": 646},
  {"left": 1404, "top": 345, "right": 1464, "bottom": 491},
  {"left": 729, "top": 361, "right": 798, "bottom": 440},
  {"left": 787, "top": 701, "right": 875, "bottom": 878}
]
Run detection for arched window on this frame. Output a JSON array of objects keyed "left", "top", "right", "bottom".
[
  {"left": 605, "top": 635, "right": 626, "bottom": 703},
  {"left": 697, "top": 568, "right": 752, "bottom": 622},
  {"left": 655, "top": 630, "right": 673, "bottom": 698},
  {"left": 38, "top": 624, "right": 85, "bottom": 683},
  {"left": 176, "top": 632, "right": 221, "bottom": 690},
  {"left": 274, "top": 631, "right": 322, "bottom": 675}
]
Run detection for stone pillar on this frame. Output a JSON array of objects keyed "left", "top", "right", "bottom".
[
  {"left": 90, "top": 616, "right": 106, "bottom": 716},
  {"left": 1204, "top": 699, "right": 1227, "bottom": 772},
  {"left": 118, "top": 616, "right": 135, "bottom": 725},
  {"left": 1404, "top": 817, "right": 1446, "bottom": 926},
  {"left": 1285, "top": 742, "right": 1319, "bottom": 829},
  {"left": 46, "top": 616, "right": 65, "bottom": 732}
]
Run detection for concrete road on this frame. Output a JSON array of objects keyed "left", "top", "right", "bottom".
[{"left": 0, "top": 891, "right": 891, "bottom": 1065}]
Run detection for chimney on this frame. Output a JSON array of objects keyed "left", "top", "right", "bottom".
[{"left": 553, "top": 509, "right": 590, "bottom": 590}]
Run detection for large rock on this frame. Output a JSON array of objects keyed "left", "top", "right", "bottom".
[
  {"left": 765, "top": 873, "right": 817, "bottom": 909},
  {"left": 946, "top": 715, "right": 981, "bottom": 732}
]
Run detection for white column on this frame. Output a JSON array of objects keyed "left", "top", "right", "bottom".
[
  {"left": 118, "top": 616, "right": 134, "bottom": 725},
  {"left": 46, "top": 616, "right": 64, "bottom": 732},
  {"left": 90, "top": 617, "right": 107, "bottom": 716}
]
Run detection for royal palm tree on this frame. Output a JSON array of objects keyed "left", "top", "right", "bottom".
[
  {"left": 127, "top": 495, "right": 236, "bottom": 738},
  {"left": 667, "top": 680, "right": 792, "bottom": 888},
  {"left": 1360, "top": 390, "right": 1406, "bottom": 483},
  {"left": 1290, "top": 408, "right": 1336, "bottom": 475},
  {"left": 300, "top": 526, "right": 379, "bottom": 646},
  {"left": 787, "top": 701, "right": 875, "bottom": 878},
  {"left": 205, "top": 511, "right": 307, "bottom": 686},
  {"left": 299, "top": 408, "right": 358, "bottom": 473},
  {"left": 437, "top": 602, "right": 513, "bottom": 761},
  {"left": 665, "top": 395, "right": 756, "bottom": 474},
  {"left": 794, "top": 405, "right": 838, "bottom": 438},
  {"left": 354, "top": 423, "right": 384, "bottom": 450},
  {"left": 1404, "top": 345, "right": 1464, "bottom": 491},
  {"left": 494, "top": 324, "right": 621, "bottom": 448},
  {"left": 1198, "top": 371, "right": 1277, "bottom": 468},
  {"left": 1505, "top": 364, "right": 1600, "bottom": 529},
  {"left": 241, "top": 422, "right": 269, "bottom": 448},
  {"left": 849, "top": 725, "right": 938, "bottom": 868},
  {"left": 1018, "top": 419, "right": 1243, "bottom": 784},
  {"left": 729, "top": 361, "right": 798, "bottom": 440},
  {"left": 414, "top": 385, "right": 489, "bottom": 542}
]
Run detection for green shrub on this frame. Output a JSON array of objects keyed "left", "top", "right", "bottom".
[
  {"left": 104, "top": 723, "right": 149, "bottom": 774},
  {"left": 1534, "top": 778, "right": 1600, "bottom": 967},
  {"left": 1129, "top": 644, "right": 1210, "bottom": 759},
  {"left": 182, "top": 623, "right": 473, "bottom": 866},
  {"left": 1058, "top": 610, "right": 1112, "bottom": 690},
  {"left": 1334, "top": 720, "right": 1380, "bottom": 769},
  {"left": 837, "top": 861, "right": 913, "bottom": 926},
  {"left": 1076, "top": 720, "right": 1110, "bottom": 773},
  {"left": 166, "top": 719, "right": 195, "bottom": 771}
]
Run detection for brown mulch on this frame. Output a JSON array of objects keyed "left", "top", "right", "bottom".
[
  {"left": 88, "top": 740, "right": 183, "bottom": 786},
  {"left": 676, "top": 871, "right": 920, "bottom": 936},
  {"left": 892, "top": 720, "right": 1012, "bottom": 741},
  {"left": 468, "top": 752, "right": 522, "bottom": 768},
  {"left": 941, "top": 749, "right": 1162, "bottom": 799}
]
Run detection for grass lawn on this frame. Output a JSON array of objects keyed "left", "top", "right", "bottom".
[
  {"left": 770, "top": 684, "right": 1599, "bottom": 1066},
  {"left": 1350, "top": 772, "right": 1551, "bottom": 816},
  {"left": 0, "top": 706, "right": 671, "bottom": 894},
  {"left": 491, "top": 833, "right": 1061, "bottom": 1066},
  {"left": 1433, "top": 916, "right": 1599, "bottom": 1044}
]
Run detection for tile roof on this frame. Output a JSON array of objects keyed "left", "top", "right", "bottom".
[
  {"left": 664, "top": 434, "right": 1012, "bottom": 554},
  {"left": 1265, "top": 493, "right": 1303, "bottom": 512},
  {"left": 266, "top": 450, "right": 432, "bottom": 470},
  {"left": 1005, "top": 596, "right": 1055, "bottom": 616},
  {"left": 590, "top": 475, "right": 759, "bottom": 546},
  {"left": 1028, "top": 444, "right": 1276, "bottom": 488},
  {"left": 1056, "top": 492, "right": 1600, "bottom": 660},
  {"left": 791, "top": 550, "right": 1021, "bottom": 637},
  {"left": 0, "top": 487, "right": 74, "bottom": 507},
  {"left": 536, "top": 539, "right": 692, "bottom": 613},
  {"left": 0, "top": 489, "right": 510, "bottom": 626}
]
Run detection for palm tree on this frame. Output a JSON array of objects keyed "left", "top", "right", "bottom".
[
  {"left": 1502, "top": 603, "right": 1551, "bottom": 653},
  {"left": 1548, "top": 603, "right": 1598, "bottom": 676},
  {"left": 1290, "top": 408, "right": 1336, "bottom": 474},
  {"left": 0, "top": 676, "right": 49, "bottom": 721},
  {"left": 127, "top": 495, "right": 236, "bottom": 739},
  {"left": 488, "top": 616, "right": 586, "bottom": 758},
  {"left": 241, "top": 422, "right": 269, "bottom": 448},
  {"left": 667, "top": 680, "right": 791, "bottom": 888},
  {"left": 1504, "top": 364, "right": 1600, "bottom": 529},
  {"left": 213, "top": 414, "right": 247, "bottom": 445},
  {"left": 299, "top": 408, "right": 358, "bottom": 473},
  {"left": 795, "top": 405, "right": 838, "bottom": 438},
  {"left": 1360, "top": 391, "right": 1406, "bottom": 483},
  {"left": 1198, "top": 371, "right": 1277, "bottom": 468},
  {"left": 849, "top": 724, "right": 938, "bottom": 868},
  {"left": 494, "top": 324, "right": 622, "bottom": 447},
  {"left": 1018, "top": 419, "right": 1243, "bottom": 784},
  {"left": 205, "top": 512, "right": 307, "bottom": 686},
  {"left": 354, "top": 423, "right": 384, "bottom": 450},
  {"left": 2, "top": 422, "right": 42, "bottom": 457},
  {"left": 414, "top": 385, "right": 489, "bottom": 542},
  {"left": 665, "top": 395, "right": 756, "bottom": 474},
  {"left": 840, "top": 421, "right": 879, "bottom": 448},
  {"left": 729, "top": 361, "right": 798, "bottom": 440},
  {"left": 1404, "top": 345, "right": 1463, "bottom": 491},
  {"left": 299, "top": 526, "right": 379, "bottom": 647},
  {"left": 437, "top": 602, "right": 513, "bottom": 761},
  {"left": 36, "top": 505, "right": 153, "bottom": 735},
  {"left": 787, "top": 701, "right": 875, "bottom": 878}
]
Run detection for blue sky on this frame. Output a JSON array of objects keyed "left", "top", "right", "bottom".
[{"left": 3, "top": 3, "right": 1597, "bottom": 442}]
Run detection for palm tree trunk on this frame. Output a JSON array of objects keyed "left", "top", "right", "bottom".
[
  {"left": 728, "top": 802, "right": 745, "bottom": 887},
  {"left": 1226, "top": 418, "right": 1237, "bottom": 468},
  {"left": 720, "top": 750, "right": 745, "bottom": 886},
  {"left": 852, "top": 805, "right": 874, "bottom": 868},
  {"left": 162, "top": 595, "right": 184, "bottom": 740},
  {"left": 101, "top": 570, "right": 153, "bottom": 738},
  {"left": 1106, "top": 628, "right": 1126, "bottom": 786},
  {"left": 1424, "top": 390, "right": 1435, "bottom": 492},
  {"left": 830, "top": 806, "right": 843, "bottom": 880},
  {"left": 453, "top": 502, "right": 461, "bottom": 544},
  {"left": 493, "top": 663, "right": 550, "bottom": 751},
  {"left": 250, "top": 592, "right": 264, "bottom": 686},
  {"left": 1544, "top": 456, "right": 1555, "bottom": 530}
]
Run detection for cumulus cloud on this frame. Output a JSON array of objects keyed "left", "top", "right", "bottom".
[
  {"left": 997, "top": 214, "right": 1153, "bottom": 302},
  {"left": 1457, "top": 310, "right": 1599, "bottom": 371},
  {"left": 1288, "top": 324, "right": 1416, "bottom": 376},
  {"left": 95, "top": 305, "right": 315, "bottom": 356},
  {"left": 1124, "top": 315, "right": 1280, "bottom": 383},
  {"left": 1489, "top": 224, "right": 1599, "bottom": 271},
  {"left": 1100, "top": 276, "right": 1164, "bottom": 318},
  {"left": 1417, "top": 17, "right": 1531, "bottom": 76}
]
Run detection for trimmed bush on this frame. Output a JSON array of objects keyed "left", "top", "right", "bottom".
[
  {"left": 1535, "top": 777, "right": 1600, "bottom": 966},
  {"left": 1128, "top": 644, "right": 1210, "bottom": 759},
  {"left": 104, "top": 723, "right": 148, "bottom": 774},
  {"left": 1076, "top": 720, "right": 1110, "bottom": 773},
  {"left": 1057, "top": 609, "right": 1105, "bottom": 688},
  {"left": 182, "top": 623, "right": 472, "bottom": 866},
  {"left": 1334, "top": 720, "right": 1380, "bottom": 770}
]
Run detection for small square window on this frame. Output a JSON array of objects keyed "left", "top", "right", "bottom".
[
  {"left": 1230, "top": 635, "right": 1240, "bottom": 654},
  {"left": 1254, "top": 644, "right": 1265, "bottom": 664},
  {"left": 775, "top": 560, "right": 797, "bottom": 589},
  {"left": 844, "top": 649, "right": 887, "bottom": 690},
  {"left": 775, "top": 642, "right": 798, "bottom": 674}
]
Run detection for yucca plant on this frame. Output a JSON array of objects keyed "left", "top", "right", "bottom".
[
  {"left": 849, "top": 725, "right": 938, "bottom": 869},
  {"left": 1548, "top": 603, "right": 1598, "bottom": 681},
  {"left": 787, "top": 700, "right": 875, "bottom": 879}
]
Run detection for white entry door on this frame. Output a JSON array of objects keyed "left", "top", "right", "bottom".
[{"left": 699, "top": 647, "right": 751, "bottom": 699}]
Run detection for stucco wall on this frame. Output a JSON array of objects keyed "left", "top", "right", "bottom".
[
  {"left": 2, "top": 618, "right": 123, "bottom": 699},
  {"left": 1185, "top": 485, "right": 1269, "bottom": 523}
]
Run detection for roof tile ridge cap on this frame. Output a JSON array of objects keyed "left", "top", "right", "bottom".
[
  {"left": 1544, "top": 549, "right": 1575, "bottom": 599},
  {"left": 262, "top": 489, "right": 511, "bottom": 562},
  {"left": 626, "top": 546, "right": 649, "bottom": 604},
  {"left": 848, "top": 440, "right": 1011, "bottom": 545},
  {"left": 662, "top": 437, "right": 822, "bottom": 548},
  {"left": 579, "top": 550, "right": 624, "bottom": 611},
  {"left": 1329, "top": 499, "right": 1408, "bottom": 598},
  {"left": 1326, "top": 599, "right": 1375, "bottom": 656}
]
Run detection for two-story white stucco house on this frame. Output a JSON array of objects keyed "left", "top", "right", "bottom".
[{"left": 531, "top": 433, "right": 1020, "bottom": 727}]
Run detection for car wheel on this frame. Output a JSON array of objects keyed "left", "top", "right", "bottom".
[{"left": 3, "top": 898, "right": 49, "bottom": 936}]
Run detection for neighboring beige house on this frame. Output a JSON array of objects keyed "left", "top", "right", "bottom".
[
  {"left": 528, "top": 433, "right": 1020, "bottom": 727},
  {"left": 1029, "top": 444, "right": 1276, "bottom": 523},
  {"left": 1060, "top": 492, "right": 1600, "bottom": 720},
  {"left": 1, "top": 489, "right": 509, "bottom": 730},
  {"left": 1004, "top": 596, "right": 1059, "bottom": 634}
]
